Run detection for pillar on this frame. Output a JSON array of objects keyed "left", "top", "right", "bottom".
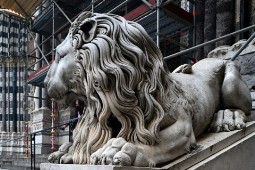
[
  {"left": 42, "top": 35, "right": 51, "bottom": 108},
  {"left": 34, "top": 33, "right": 41, "bottom": 110},
  {"left": 204, "top": 0, "right": 216, "bottom": 57},
  {"left": 195, "top": 0, "right": 205, "bottom": 60},
  {"left": 1, "top": 58, "right": 6, "bottom": 132},
  {"left": 216, "top": 0, "right": 235, "bottom": 47},
  {"left": 12, "top": 58, "right": 17, "bottom": 132}
]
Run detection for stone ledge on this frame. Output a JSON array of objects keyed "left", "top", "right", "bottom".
[
  {"left": 162, "top": 121, "right": 255, "bottom": 169},
  {"left": 40, "top": 164, "right": 161, "bottom": 170},
  {"left": 41, "top": 121, "right": 255, "bottom": 170},
  {"left": 188, "top": 131, "right": 255, "bottom": 170}
]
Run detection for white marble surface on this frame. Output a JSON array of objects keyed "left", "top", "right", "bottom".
[{"left": 41, "top": 121, "right": 255, "bottom": 170}]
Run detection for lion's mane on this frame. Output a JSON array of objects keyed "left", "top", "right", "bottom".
[{"left": 67, "top": 12, "right": 189, "bottom": 164}]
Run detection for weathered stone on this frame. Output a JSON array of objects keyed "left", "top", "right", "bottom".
[
  {"left": 208, "top": 39, "right": 255, "bottom": 89},
  {"left": 216, "top": 0, "right": 235, "bottom": 46},
  {"left": 41, "top": 121, "right": 255, "bottom": 170},
  {"left": 204, "top": 0, "right": 216, "bottom": 57},
  {"left": 44, "top": 12, "right": 252, "bottom": 167}
]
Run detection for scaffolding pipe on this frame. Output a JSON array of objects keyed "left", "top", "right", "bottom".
[
  {"left": 108, "top": 0, "right": 128, "bottom": 13},
  {"left": 30, "top": 0, "right": 104, "bottom": 59},
  {"left": 162, "top": 0, "right": 175, "bottom": 6},
  {"left": 156, "top": 0, "right": 161, "bottom": 47},
  {"left": 53, "top": 0, "right": 72, "bottom": 23},
  {"left": 27, "top": 29, "right": 50, "bottom": 66},
  {"left": 135, "top": 10, "right": 156, "bottom": 22},
  {"left": 92, "top": 0, "right": 94, "bottom": 14},
  {"left": 140, "top": 0, "right": 154, "bottom": 9},
  {"left": 29, "top": 34, "right": 53, "bottom": 55},
  {"left": 29, "top": 0, "right": 104, "bottom": 63},
  {"left": 158, "top": 33, "right": 188, "bottom": 48},
  {"left": 27, "top": 57, "right": 44, "bottom": 69},
  {"left": 231, "top": 31, "right": 255, "bottom": 61},
  {"left": 164, "top": 24, "right": 255, "bottom": 61}
]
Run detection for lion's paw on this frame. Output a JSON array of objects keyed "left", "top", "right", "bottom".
[
  {"left": 48, "top": 151, "right": 64, "bottom": 163},
  {"left": 48, "top": 142, "right": 72, "bottom": 164},
  {"left": 90, "top": 138, "right": 154, "bottom": 167},
  {"left": 60, "top": 153, "right": 73, "bottom": 164},
  {"left": 172, "top": 64, "right": 192, "bottom": 74},
  {"left": 209, "top": 109, "right": 247, "bottom": 132}
]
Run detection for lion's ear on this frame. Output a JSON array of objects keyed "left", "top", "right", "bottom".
[{"left": 78, "top": 19, "right": 97, "bottom": 43}]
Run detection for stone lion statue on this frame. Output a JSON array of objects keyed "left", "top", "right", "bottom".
[{"left": 44, "top": 11, "right": 252, "bottom": 167}]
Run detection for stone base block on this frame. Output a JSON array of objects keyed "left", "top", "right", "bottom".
[
  {"left": 40, "top": 164, "right": 157, "bottom": 170},
  {"left": 41, "top": 121, "right": 255, "bottom": 170}
]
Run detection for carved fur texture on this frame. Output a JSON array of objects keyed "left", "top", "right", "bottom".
[{"left": 45, "top": 12, "right": 252, "bottom": 166}]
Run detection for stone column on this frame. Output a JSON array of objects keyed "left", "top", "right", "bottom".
[
  {"left": 204, "top": 0, "right": 216, "bottom": 57},
  {"left": 11, "top": 58, "right": 17, "bottom": 132},
  {"left": 195, "top": 0, "right": 205, "bottom": 60},
  {"left": 251, "top": 0, "right": 255, "bottom": 26},
  {"left": 17, "top": 58, "right": 20, "bottom": 132},
  {"left": 20, "top": 58, "right": 26, "bottom": 132},
  {"left": 216, "top": 0, "right": 235, "bottom": 47},
  {"left": 34, "top": 33, "right": 41, "bottom": 110},
  {"left": 235, "top": 0, "right": 241, "bottom": 41},
  {"left": 7, "top": 58, "right": 10, "bottom": 132},
  {"left": 42, "top": 35, "right": 51, "bottom": 108},
  {"left": 0, "top": 58, "right": 6, "bottom": 132}
]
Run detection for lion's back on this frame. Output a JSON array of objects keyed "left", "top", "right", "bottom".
[{"left": 170, "top": 58, "right": 228, "bottom": 135}]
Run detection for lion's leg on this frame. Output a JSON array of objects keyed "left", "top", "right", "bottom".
[
  {"left": 90, "top": 110, "right": 196, "bottom": 166},
  {"left": 222, "top": 62, "right": 252, "bottom": 115},
  {"left": 137, "top": 113, "right": 196, "bottom": 165},
  {"left": 209, "top": 62, "right": 252, "bottom": 132}
]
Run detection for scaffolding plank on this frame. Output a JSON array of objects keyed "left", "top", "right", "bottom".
[
  {"left": 124, "top": 0, "right": 156, "bottom": 21},
  {"left": 162, "top": 2, "right": 193, "bottom": 25}
]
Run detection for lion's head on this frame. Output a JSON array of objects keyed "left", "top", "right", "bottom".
[{"left": 44, "top": 12, "right": 176, "bottom": 164}]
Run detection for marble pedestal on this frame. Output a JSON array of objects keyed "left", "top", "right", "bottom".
[
  {"left": 31, "top": 107, "right": 58, "bottom": 154},
  {"left": 41, "top": 121, "right": 255, "bottom": 170}
]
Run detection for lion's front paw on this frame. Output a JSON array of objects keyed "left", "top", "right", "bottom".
[
  {"left": 60, "top": 153, "right": 73, "bottom": 164},
  {"left": 112, "top": 143, "right": 137, "bottom": 166},
  {"left": 48, "top": 151, "right": 64, "bottom": 163},
  {"left": 91, "top": 138, "right": 154, "bottom": 167},
  {"left": 209, "top": 109, "right": 247, "bottom": 132},
  {"left": 113, "top": 143, "right": 154, "bottom": 167}
]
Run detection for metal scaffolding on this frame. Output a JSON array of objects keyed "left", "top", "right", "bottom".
[
  {"left": 2, "top": 1, "right": 255, "bottom": 169},
  {"left": 5, "top": 0, "right": 255, "bottom": 126},
  {"left": 25, "top": 0, "right": 194, "bottom": 88}
]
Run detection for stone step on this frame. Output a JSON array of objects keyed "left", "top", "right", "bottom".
[{"left": 41, "top": 121, "right": 255, "bottom": 170}]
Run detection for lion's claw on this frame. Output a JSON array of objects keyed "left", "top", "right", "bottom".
[
  {"left": 209, "top": 109, "right": 247, "bottom": 133},
  {"left": 90, "top": 137, "right": 153, "bottom": 167}
]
